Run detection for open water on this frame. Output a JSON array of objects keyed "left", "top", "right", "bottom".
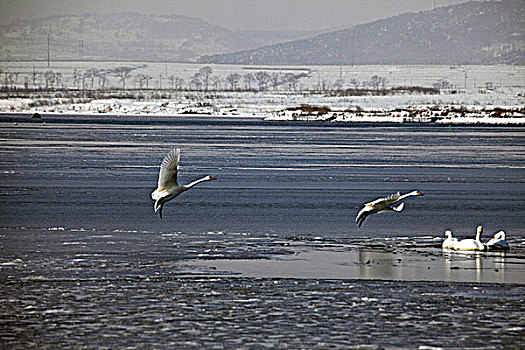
[{"left": 1, "top": 113, "right": 524, "bottom": 349}]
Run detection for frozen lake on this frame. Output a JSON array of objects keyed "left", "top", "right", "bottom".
[
  {"left": 1, "top": 113, "right": 524, "bottom": 348},
  {"left": 1, "top": 113, "right": 524, "bottom": 236}
]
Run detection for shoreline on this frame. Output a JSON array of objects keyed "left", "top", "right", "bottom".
[{"left": 1, "top": 107, "right": 525, "bottom": 125}]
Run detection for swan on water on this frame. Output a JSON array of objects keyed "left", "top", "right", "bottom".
[
  {"left": 486, "top": 231, "right": 510, "bottom": 250},
  {"left": 442, "top": 230, "right": 459, "bottom": 250},
  {"left": 355, "top": 190, "right": 423, "bottom": 227},
  {"left": 452, "top": 225, "right": 485, "bottom": 251},
  {"left": 151, "top": 148, "right": 216, "bottom": 219}
]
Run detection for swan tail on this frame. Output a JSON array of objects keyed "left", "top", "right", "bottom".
[{"left": 151, "top": 189, "right": 162, "bottom": 200}]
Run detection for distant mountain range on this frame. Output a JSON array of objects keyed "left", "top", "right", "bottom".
[
  {"left": 199, "top": 0, "right": 525, "bottom": 65},
  {"left": 0, "top": 12, "right": 324, "bottom": 62},
  {"left": 1, "top": 1, "right": 523, "bottom": 65}
]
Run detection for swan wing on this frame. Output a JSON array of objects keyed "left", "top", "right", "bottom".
[
  {"left": 391, "top": 202, "right": 405, "bottom": 212},
  {"left": 365, "top": 192, "right": 400, "bottom": 207},
  {"left": 157, "top": 148, "right": 180, "bottom": 188}
]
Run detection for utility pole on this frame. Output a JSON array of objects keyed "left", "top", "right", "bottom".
[
  {"left": 47, "top": 33, "right": 50, "bottom": 67},
  {"left": 79, "top": 39, "right": 84, "bottom": 61}
]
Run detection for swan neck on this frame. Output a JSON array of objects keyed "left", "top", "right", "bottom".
[
  {"left": 185, "top": 176, "right": 211, "bottom": 189},
  {"left": 476, "top": 231, "right": 482, "bottom": 242},
  {"left": 399, "top": 191, "right": 417, "bottom": 200}
]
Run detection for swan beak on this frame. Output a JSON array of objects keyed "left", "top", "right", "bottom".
[
  {"left": 417, "top": 191, "right": 423, "bottom": 196},
  {"left": 210, "top": 176, "right": 217, "bottom": 180}
]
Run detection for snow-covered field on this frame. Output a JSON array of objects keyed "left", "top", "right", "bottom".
[{"left": 1, "top": 62, "right": 524, "bottom": 123}]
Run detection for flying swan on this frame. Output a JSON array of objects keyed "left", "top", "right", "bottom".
[
  {"left": 355, "top": 190, "right": 423, "bottom": 227},
  {"left": 486, "top": 230, "right": 510, "bottom": 250},
  {"left": 442, "top": 230, "right": 459, "bottom": 250},
  {"left": 452, "top": 225, "right": 485, "bottom": 251},
  {"left": 151, "top": 148, "right": 216, "bottom": 219}
]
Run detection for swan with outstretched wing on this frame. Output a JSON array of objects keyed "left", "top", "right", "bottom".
[
  {"left": 151, "top": 148, "right": 216, "bottom": 219},
  {"left": 355, "top": 190, "right": 423, "bottom": 227}
]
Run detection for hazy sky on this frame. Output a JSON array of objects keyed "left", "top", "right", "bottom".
[{"left": 1, "top": 0, "right": 471, "bottom": 32}]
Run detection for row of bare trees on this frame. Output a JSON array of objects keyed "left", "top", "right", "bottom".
[
  {"left": 1, "top": 69, "right": 65, "bottom": 90},
  {"left": 1, "top": 65, "right": 468, "bottom": 92},
  {"left": 0, "top": 65, "right": 310, "bottom": 92},
  {"left": 188, "top": 67, "right": 308, "bottom": 91}
]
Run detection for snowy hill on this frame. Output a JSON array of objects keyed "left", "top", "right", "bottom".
[
  {"left": 198, "top": 0, "right": 525, "bottom": 65},
  {"left": 0, "top": 12, "right": 321, "bottom": 62}
]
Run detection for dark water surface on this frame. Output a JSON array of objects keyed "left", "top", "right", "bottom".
[{"left": 1, "top": 113, "right": 524, "bottom": 349}]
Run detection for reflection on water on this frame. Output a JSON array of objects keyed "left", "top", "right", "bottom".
[
  {"left": 182, "top": 238, "right": 524, "bottom": 283},
  {"left": 357, "top": 248, "right": 395, "bottom": 280},
  {"left": 353, "top": 244, "right": 520, "bottom": 283},
  {"left": 443, "top": 250, "right": 510, "bottom": 283}
]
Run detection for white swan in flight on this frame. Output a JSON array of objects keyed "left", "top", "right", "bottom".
[
  {"left": 486, "top": 231, "right": 510, "bottom": 250},
  {"left": 442, "top": 230, "right": 459, "bottom": 250},
  {"left": 453, "top": 225, "right": 485, "bottom": 251},
  {"left": 151, "top": 148, "right": 216, "bottom": 219},
  {"left": 355, "top": 190, "right": 423, "bottom": 227}
]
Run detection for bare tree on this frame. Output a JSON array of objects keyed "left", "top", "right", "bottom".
[
  {"left": 211, "top": 75, "right": 222, "bottom": 90},
  {"left": 333, "top": 78, "right": 345, "bottom": 91},
  {"left": 270, "top": 73, "right": 280, "bottom": 90},
  {"left": 243, "top": 73, "right": 254, "bottom": 90},
  {"left": 44, "top": 70, "right": 56, "bottom": 89},
  {"left": 190, "top": 72, "right": 203, "bottom": 90},
  {"left": 168, "top": 76, "right": 184, "bottom": 90},
  {"left": 54, "top": 72, "right": 62, "bottom": 88},
  {"left": 111, "top": 66, "right": 135, "bottom": 89},
  {"left": 4, "top": 72, "right": 19, "bottom": 89},
  {"left": 145, "top": 75, "right": 153, "bottom": 89},
  {"left": 72, "top": 69, "right": 81, "bottom": 89},
  {"left": 349, "top": 78, "right": 360, "bottom": 89},
  {"left": 31, "top": 68, "right": 42, "bottom": 89},
  {"left": 369, "top": 75, "right": 388, "bottom": 90},
  {"left": 175, "top": 77, "right": 184, "bottom": 90},
  {"left": 254, "top": 71, "right": 271, "bottom": 91},
  {"left": 96, "top": 70, "right": 108, "bottom": 89},
  {"left": 136, "top": 74, "right": 147, "bottom": 89},
  {"left": 198, "top": 66, "right": 213, "bottom": 91},
  {"left": 136, "top": 73, "right": 153, "bottom": 89},
  {"left": 226, "top": 73, "right": 241, "bottom": 90},
  {"left": 282, "top": 73, "right": 299, "bottom": 91},
  {"left": 432, "top": 79, "right": 452, "bottom": 90},
  {"left": 2, "top": 71, "right": 9, "bottom": 89},
  {"left": 84, "top": 68, "right": 98, "bottom": 89}
]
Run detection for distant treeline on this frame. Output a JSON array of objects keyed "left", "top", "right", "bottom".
[{"left": 1, "top": 65, "right": 459, "bottom": 96}]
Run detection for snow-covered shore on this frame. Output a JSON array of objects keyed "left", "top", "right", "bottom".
[
  {"left": 266, "top": 104, "right": 525, "bottom": 124},
  {"left": 1, "top": 90, "right": 524, "bottom": 124}
]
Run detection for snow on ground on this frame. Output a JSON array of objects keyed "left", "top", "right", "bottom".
[{"left": 1, "top": 89, "right": 524, "bottom": 124}]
